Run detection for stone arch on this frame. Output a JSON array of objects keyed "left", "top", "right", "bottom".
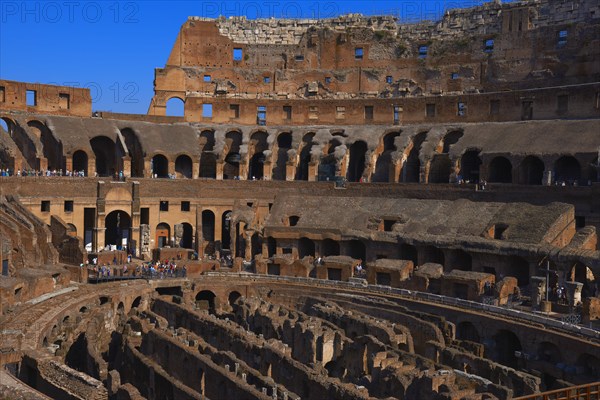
[
  {"left": 228, "top": 291, "right": 242, "bottom": 307},
  {"left": 441, "top": 130, "right": 463, "bottom": 153},
  {"left": 224, "top": 131, "right": 242, "bottom": 179},
  {"left": 90, "top": 136, "right": 117, "bottom": 177},
  {"left": 248, "top": 131, "right": 268, "bottom": 180},
  {"left": 421, "top": 245, "right": 444, "bottom": 266},
  {"left": 299, "top": 237, "right": 315, "bottom": 258},
  {"left": 488, "top": 156, "right": 512, "bottom": 183},
  {"left": 402, "top": 132, "right": 427, "bottom": 183},
  {"left": 0, "top": 117, "right": 14, "bottom": 136},
  {"left": 506, "top": 256, "right": 530, "bottom": 286},
  {"left": 373, "top": 131, "right": 400, "bottom": 182},
  {"left": 151, "top": 154, "right": 169, "bottom": 178},
  {"left": 121, "top": 128, "right": 144, "bottom": 177},
  {"left": 179, "top": 222, "right": 193, "bottom": 248},
  {"left": 400, "top": 243, "right": 418, "bottom": 265},
  {"left": 322, "top": 239, "right": 340, "bottom": 256},
  {"left": 175, "top": 154, "right": 193, "bottom": 178},
  {"left": 201, "top": 210, "right": 215, "bottom": 254},
  {"left": 72, "top": 150, "right": 88, "bottom": 175},
  {"left": 274, "top": 132, "right": 292, "bottom": 181},
  {"left": 518, "top": 156, "right": 544, "bottom": 185},
  {"left": 537, "top": 341, "right": 562, "bottom": 363},
  {"left": 156, "top": 222, "right": 171, "bottom": 248},
  {"left": 456, "top": 321, "right": 480, "bottom": 342},
  {"left": 554, "top": 155, "right": 581, "bottom": 184},
  {"left": 448, "top": 249, "right": 472, "bottom": 271},
  {"left": 166, "top": 97, "right": 184, "bottom": 117},
  {"left": 105, "top": 210, "right": 131, "bottom": 249},
  {"left": 29, "top": 120, "right": 63, "bottom": 171},
  {"left": 251, "top": 233, "right": 262, "bottom": 258},
  {"left": 459, "top": 150, "right": 482, "bottom": 183},
  {"left": 428, "top": 154, "right": 452, "bottom": 183},
  {"left": 199, "top": 130, "right": 216, "bottom": 178},
  {"left": 320, "top": 138, "right": 342, "bottom": 180},
  {"left": 195, "top": 290, "right": 216, "bottom": 314},
  {"left": 570, "top": 261, "right": 596, "bottom": 298},
  {"left": 576, "top": 353, "right": 599, "bottom": 379},
  {"left": 131, "top": 296, "right": 142, "bottom": 309},
  {"left": 347, "top": 239, "right": 366, "bottom": 262},
  {"left": 296, "top": 132, "right": 316, "bottom": 181},
  {"left": 347, "top": 141, "right": 367, "bottom": 182},
  {"left": 491, "top": 329, "right": 522, "bottom": 368},
  {"left": 221, "top": 211, "right": 232, "bottom": 251}
]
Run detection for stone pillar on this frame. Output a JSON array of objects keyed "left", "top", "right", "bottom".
[
  {"left": 308, "top": 161, "right": 318, "bottom": 182},
  {"left": 192, "top": 161, "right": 200, "bottom": 179},
  {"left": 263, "top": 161, "right": 273, "bottom": 181},
  {"left": 38, "top": 157, "right": 48, "bottom": 171},
  {"left": 216, "top": 160, "right": 224, "bottom": 180},
  {"left": 286, "top": 162, "right": 295, "bottom": 181},
  {"left": 144, "top": 158, "right": 152, "bottom": 178},
  {"left": 565, "top": 281, "right": 583, "bottom": 309},
  {"left": 168, "top": 160, "right": 175, "bottom": 177},
  {"left": 543, "top": 169, "right": 553, "bottom": 186},
  {"left": 122, "top": 156, "right": 131, "bottom": 178},
  {"left": 66, "top": 156, "right": 73, "bottom": 173},
  {"left": 530, "top": 276, "right": 546, "bottom": 309},
  {"left": 88, "top": 158, "right": 96, "bottom": 177}
]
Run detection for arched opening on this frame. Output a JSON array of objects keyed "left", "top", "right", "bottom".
[
  {"left": 121, "top": 128, "right": 144, "bottom": 177},
  {"left": 274, "top": 132, "right": 292, "bottom": 181},
  {"left": 428, "top": 154, "right": 452, "bottom": 183},
  {"left": 201, "top": 210, "right": 215, "bottom": 254},
  {"left": 460, "top": 150, "right": 482, "bottom": 183},
  {"left": 199, "top": 131, "right": 216, "bottom": 178},
  {"left": 347, "top": 141, "right": 367, "bottom": 182},
  {"left": 373, "top": 131, "right": 400, "bottom": 183},
  {"left": 248, "top": 153, "right": 265, "bottom": 180},
  {"left": 29, "top": 120, "right": 63, "bottom": 171},
  {"left": 90, "top": 136, "right": 117, "bottom": 177},
  {"left": 570, "top": 262, "right": 596, "bottom": 298},
  {"left": 296, "top": 133, "right": 315, "bottom": 181},
  {"left": 180, "top": 222, "right": 193, "bottom": 249},
  {"left": 400, "top": 243, "right": 418, "bottom": 265},
  {"left": 131, "top": 296, "right": 142, "bottom": 309},
  {"left": 175, "top": 154, "right": 193, "bottom": 178},
  {"left": 537, "top": 341, "right": 562, "bottom": 364},
  {"left": 505, "top": 256, "right": 530, "bottom": 286},
  {"left": 488, "top": 156, "right": 512, "bottom": 183},
  {"left": 266, "top": 237, "right": 277, "bottom": 257},
  {"left": 251, "top": 233, "right": 262, "bottom": 258},
  {"left": 195, "top": 290, "right": 216, "bottom": 314},
  {"left": 442, "top": 131, "right": 463, "bottom": 153},
  {"left": 321, "top": 239, "right": 340, "bottom": 256},
  {"left": 448, "top": 249, "right": 472, "bottom": 271},
  {"left": 166, "top": 97, "right": 184, "bottom": 117},
  {"left": 224, "top": 131, "right": 242, "bottom": 180},
  {"left": 221, "top": 211, "right": 232, "bottom": 250},
  {"left": 228, "top": 291, "right": 242, "bottom": 307},
  {"left": 72, "top": 151, "right": 88, "bottom": 176},
  {"left": 298, "top": 237, "right": 315, "bottom": 258},
  {"left": 156, "top": 222, "right": 171, "bottom": 248},
  {"left": 554, "top": 156, "right": 581, "bottom": 184},
  {"left": 421, "top": 245, "right": 445, "bottom": 266},
  {"left": 456, "top": 321, "right": 480, "bottom": 342},
  {"left": 319, "top": 139, "right": 342, "bottom": 181},
  {"left": 0, "top": 118, "right": 11, "bottom": 135},
  {"left": 576, "top": 353, "right": 599, "bottom": 379},
  {"left": 518, "top": 156, "right": 544, "bottom": 185},
  {"left": 105, "top": 210, "right": 131, "bottom": 250},
  {"left": 491, "top": 330, "right": 522, "bottom": 368},
  {"left": 591, "top": 157, "right": 599, "bottom": 183},
  {"left": 66, "top": 223, "right": 77, "bottom": 237},
  {"left": 151, "top": 154, "right": 169, "bottom": 178},
  {"left": 403, "top": 132, "right": 427, "bottom": 183},
  {"left": 347, "top": 239, "right": 366, "bottom": 262}
]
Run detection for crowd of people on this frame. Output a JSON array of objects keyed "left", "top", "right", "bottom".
[
  {"left": 88, "top": 257, "right": 187, "bottom": 280},
  {"left": 0, "top": 168, "right": 87, "bottom": 177}
]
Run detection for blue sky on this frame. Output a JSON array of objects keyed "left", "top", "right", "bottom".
[{"left": 1, "top": 0, "right": 487, "bottom": 114}]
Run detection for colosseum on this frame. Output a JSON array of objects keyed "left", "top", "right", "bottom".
[{"left": 1, "top": 1, "right": 599, "bottom": 399}]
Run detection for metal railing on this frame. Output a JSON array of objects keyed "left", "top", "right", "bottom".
[{"left": 513, "top": 381, "right": 600, "bottom": 400}]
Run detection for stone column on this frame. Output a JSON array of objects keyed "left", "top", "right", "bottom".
[
  {"left": 308, "top": 161, "right": 318, "bottom": 182},
  {"left": 144, "top": 158, "right": 152, "bottom": 178},
  {"left": 216, "top": 160, "right": 224, "bottom": 180},
  {"left": 530, "top": 276, "right": 546, "bottom": 309},
  {"left": 168, "top": 160, "right": 175, "bottom": 177},
  {"left": 192, "top": 161, "right": 200, "bottom": 179},
  {"left": 542, "top": 169, "right": 553, "bottom": 186},
  {"left": 565, "top": 281, "right": 583, "bottom": 309}
]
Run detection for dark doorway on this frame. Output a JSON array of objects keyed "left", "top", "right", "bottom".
[
  {"left": 105, "top": 211, "right": 131, "bottom": 249},
  {"left": 347, "top": 141, "right": 367, "bottom": 182},
  {"left": 488, "top": 156, "right": 512, "bottom": 183}
]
